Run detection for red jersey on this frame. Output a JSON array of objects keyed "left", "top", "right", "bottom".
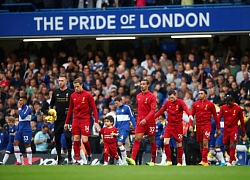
[
  {"left": 99, "top": 126, "right": 118, "bottom": 144},
  {"left": 218, "top": 103, "right": 245, "bottom": 133},
  {"left": 65, "top": 89, "right": 98, "bottom": 124},
  {"left": 190, "top": 99, "right": 220, "bottom": 129},
  {"left": 136, "top": 91, "right": 156, "bottom": 124},
  {"left": 155, "top": 99, "right": 191, "bottom": 127}
]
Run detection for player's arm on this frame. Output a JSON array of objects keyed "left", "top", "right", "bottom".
[
  {"left": 127, "top": 106, "right": 136, "bottom": 128},
  {"left": 211, "top": 103, "right": 220, "bottom": 134},
  {"left": 238, "top": 107, "right": 246, "bottom": 136},
  {"left": 18, "top": 105, "right": 30, "bottom": 119},
  {"left": 181, "top": 100, "right": 191, "bottom": 116},
  {"left": 64, "top": 96, "right": 74, "bottom": 129},
  {"left": 189, "top": 104, "right": 196, "bottom": 127},
  {"left": 154, "top": 101, "right": 167, "bottom": 119},
  {"left": 88, "top": 94, "right": 98, "bottom": 123},
  {"left": 49, "top": 90, "right": 56, "bottom": 109},
  {"left": 144, "top": 95, "right": 156, "bottom": 121}
]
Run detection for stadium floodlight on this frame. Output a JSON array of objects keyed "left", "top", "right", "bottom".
[
  {"left": 96, "top": 37, "right": 137, "bottom": 40},
  {"left": 23, "top": 38, "right": 62, "bottom": 42},
  {"left": 171, "top": 35, "right": 212, "bottom": 38}
]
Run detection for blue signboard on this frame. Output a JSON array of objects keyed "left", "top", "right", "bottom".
[{"left": 0, "top": 6, "right": 250, "bottom": 37}]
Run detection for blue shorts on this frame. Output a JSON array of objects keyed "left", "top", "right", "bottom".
[
  {"left": 155, "top": 136, "right": 163, "bottom": 148},
  {"left": 117, "top": 130, "right": 129, "bottom": 144},
  {"left": 60, "top": 134, "right": 67, "bottom": 150},
  {"left": 209, "top": 133, "right": 216, "bottom": 148},
  {"left": 6, "top": 141, "right": 14, "bottom": 153},
  {"left": 215, "top": 133, "right": 223, "bottom": 147},
  {"left": 14, "top": 130, "right": 32, "bottom": 144}
]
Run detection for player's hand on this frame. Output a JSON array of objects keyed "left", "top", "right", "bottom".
[
  {"left": 64, "top": 124, "right": 69, "bottom": 130},
  {"left": 139, "top": 119, "right": 146, "bottom": 126},
  {"left": 94, "top": 122, "right": 99, "bottom": 131},
  {"left": 241, "top": 132, "right": 246, "bottom": 138},
  {"left": 216, "top": 129, "right": 221, "bottom": 136},
  {"left": 188, "top": 126, "right": 193, "bottom": 132},
  {"left": 188, "top": 115, "right": 194, "bottom": 121}
]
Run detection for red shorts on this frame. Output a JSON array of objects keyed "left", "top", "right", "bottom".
[
  {"left": 164, "top": 125, "right": 183, "bottom": 143},
  {"left": 223, "top": 126, "right": 238, "bottom": 145},
  {"left": 196, "top": 124, "right": 211, "bottom": 142},
  {"left": 135, "top": 122, "right": 156, "bottom": 136},
  {"left": 103, "top": 143, "right": 118, "bottom": 157},
  {"left": 72, "top": 119, "right": 90, "bottom": 136}
]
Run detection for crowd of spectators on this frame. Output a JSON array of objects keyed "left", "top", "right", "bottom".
[
  {"left": 0, "top": 0, "right": 249, "bottom": 11},
  {"left": 0, "top": 36, "right": 249, "bottom": 158}
]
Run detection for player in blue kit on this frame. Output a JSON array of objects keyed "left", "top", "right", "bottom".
[
  {"left": 1, "top": 116, "right": 24, "bottom": 165},
  {"left": 13, "top": 96, "right": 32, "bottom": 165},
  {"left": 114, "top": 96, "right": 136, "bottom": 165}
]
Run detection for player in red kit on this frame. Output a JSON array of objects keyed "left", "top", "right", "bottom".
[
  {"left": 217, "top": 96, "right": 245, "bottom": 166},
  {"left": 97, "top": 115, "right": 123, "bottom": 165},
  {"left": 189, "top": 88, "right": 220, "bottom": 166},
  {"left": 64, "top": 78, "right": 99, "bottom": 165},
  {"left": 154, "top": 90, "right": 191, "bottom": 166},
  {"left": 126, "top": 79, "right": 157, "bottom": 166}
]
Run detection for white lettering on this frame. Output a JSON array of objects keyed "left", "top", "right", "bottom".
[
  {"left": 129, "top": 14, "right": 136, "bottom": 24},
  {"left": 79, "top": 16, "right": 89, "bottom": 30},
  {"left": 90, "top": 16, "right": 95, "bottom": 30},
  {"left": 174, "top": 13, "right": 184, "bottom": 27},
  {"left": 39, "top": 158, "right": 57, "bottom": 165},
  {"left": 120, "top": 15, "right": 129, "bottom": 25},
  {"left": 44, "top": 17, "right": 54, "bottom": 31},
  {"left": 140, "top": 14, "right": 148, "bottom": 28},
  {"left": 96, "top": 16, "right": 106, "bottom": 29},
  {"left": 162, "top": 14, "right": 173, "bottom": 28},
  {"left": 199, "top": 12, "right": 209, "bottom": 27},
  {"left": 186, "top": 13, "right": 198, "bottom": 27},
  {"left": 149, "top": 14, "right": 161, "bottom": 28},
  {"left": 34, "top": 17, "right": 43, "bottom": 31},
  {"left": 55, "top": 17, "right": 63, "bottom": 30},
  {"left": 107, "top": 15, "right": 116, "bottom": 29},
  {"left": 69, "top": 16, "right": 78, "bottom": 30}
]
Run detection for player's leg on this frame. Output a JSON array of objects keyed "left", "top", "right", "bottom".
[
  {"left": 13, "top": 131, "right": 22, "bottom": 165},
  {"left": 229, "top": 129, "right": 238, "bottom": 165},
  {"left": 54, "top": 121, "right": 64, "bottom": 164},
  {"left": 147, "top": 123, "right": 156, "bottom": 165},
  {"left": 23, "top": 130, "right": 32, "bottom": 165},
  {"left": 200, "top": 126, "right": 210, "bottom": 166},
  {"left": 173, "top": 125, "right": 184, "bottom": 166},
  {"left": 117, "top": 130, "right": 129, "bottom": 164},
  {"left": 128, "top": 124, "right": 144, "bottom": 165},
  {"left": 215, "top": 134, "right": 226, "bottom": 165},
  {"left": 111, "top": 144, "right": 123, "bottom": 165},
  {"left": 64, "top": 129, "right": 73, "bottom": 163},
  {"left": 103, "top": 144, "right": 110, "bottom": 165},
  {"left": 80, "top": 123, "right": 92, "bottom": 164},
  {"left": 72, "top": 121, "right": 81, "bottom": 164},
  {"left": 2, "top": 141, "right": 13, "bottom": 165},
  {"left": 163, "top": 137, "right": 172, "bottom": 165}
]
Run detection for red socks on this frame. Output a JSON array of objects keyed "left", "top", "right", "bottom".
[
  {"left": 73, "top": 141, "right": 80, "bottom": 161},
  {"left": 131, "top": 140, "right": 140, "bottom": 160},
  {"left": 165, "top": 144, "right": 171, "bottom": 161},
  {"left": 150, "top": 142, "right": 156, "bottom": 163}
]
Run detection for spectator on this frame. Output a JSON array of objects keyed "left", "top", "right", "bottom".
[{"left": 34, "top": 125, "right": 52, "bottom": 154}]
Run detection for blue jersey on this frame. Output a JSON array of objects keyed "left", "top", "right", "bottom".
[
  {"left": 115, "top": 104, "right": 136, "bottom": 131},
  {"left": 156, "top": 122, "right": 164, "bottom": 138},
  {"left": 18, "top": 104, "right": 32, "bottom": 131},
  {"left": 8, "top": 125, "right": 18, "bottom": 142},
  {"left": 0, "top": 130, "right": 8, "bottom": 150}
]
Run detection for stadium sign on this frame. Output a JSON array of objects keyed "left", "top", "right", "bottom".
[{"left": 0, "top": 6, "right": 250, "bottom": 37}]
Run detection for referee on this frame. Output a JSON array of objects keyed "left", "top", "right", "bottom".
[{"left": 50, "top": 74, "right": 74, "bottom": 165}]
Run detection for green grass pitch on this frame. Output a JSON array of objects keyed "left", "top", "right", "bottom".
[{"left": 1, "top": 166, "right": 250, "bottom": 180}]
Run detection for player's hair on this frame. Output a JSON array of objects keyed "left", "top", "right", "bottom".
[
  {"left": 73, "top": 78, "right": 82, "bottom": 85},
  {"left": 224, "top": 96, "right": 234, "bottom": 103},
  {"left": 59, "top": 74, "right": 67, "bottom": 79},
  {"left": 8, "top": 116, "right": 15, "bottom": 123},
  {"left": 105, "top": 115, "right": 114, "bottom": 124},
  {"left": 199, "top": 88, "right": 207, "bottom": 94},
  {"left": 168, "top": 90, "right": 176, "bottom": 96},
  {"left": 19, "top": 96, "right": 27, "bottom": 101},
  {"left": 114, "top": 96, "right": 122, "bottom": 102},
  {"left": 141, "top": 78, "right": 149, "bottom": 85}
]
